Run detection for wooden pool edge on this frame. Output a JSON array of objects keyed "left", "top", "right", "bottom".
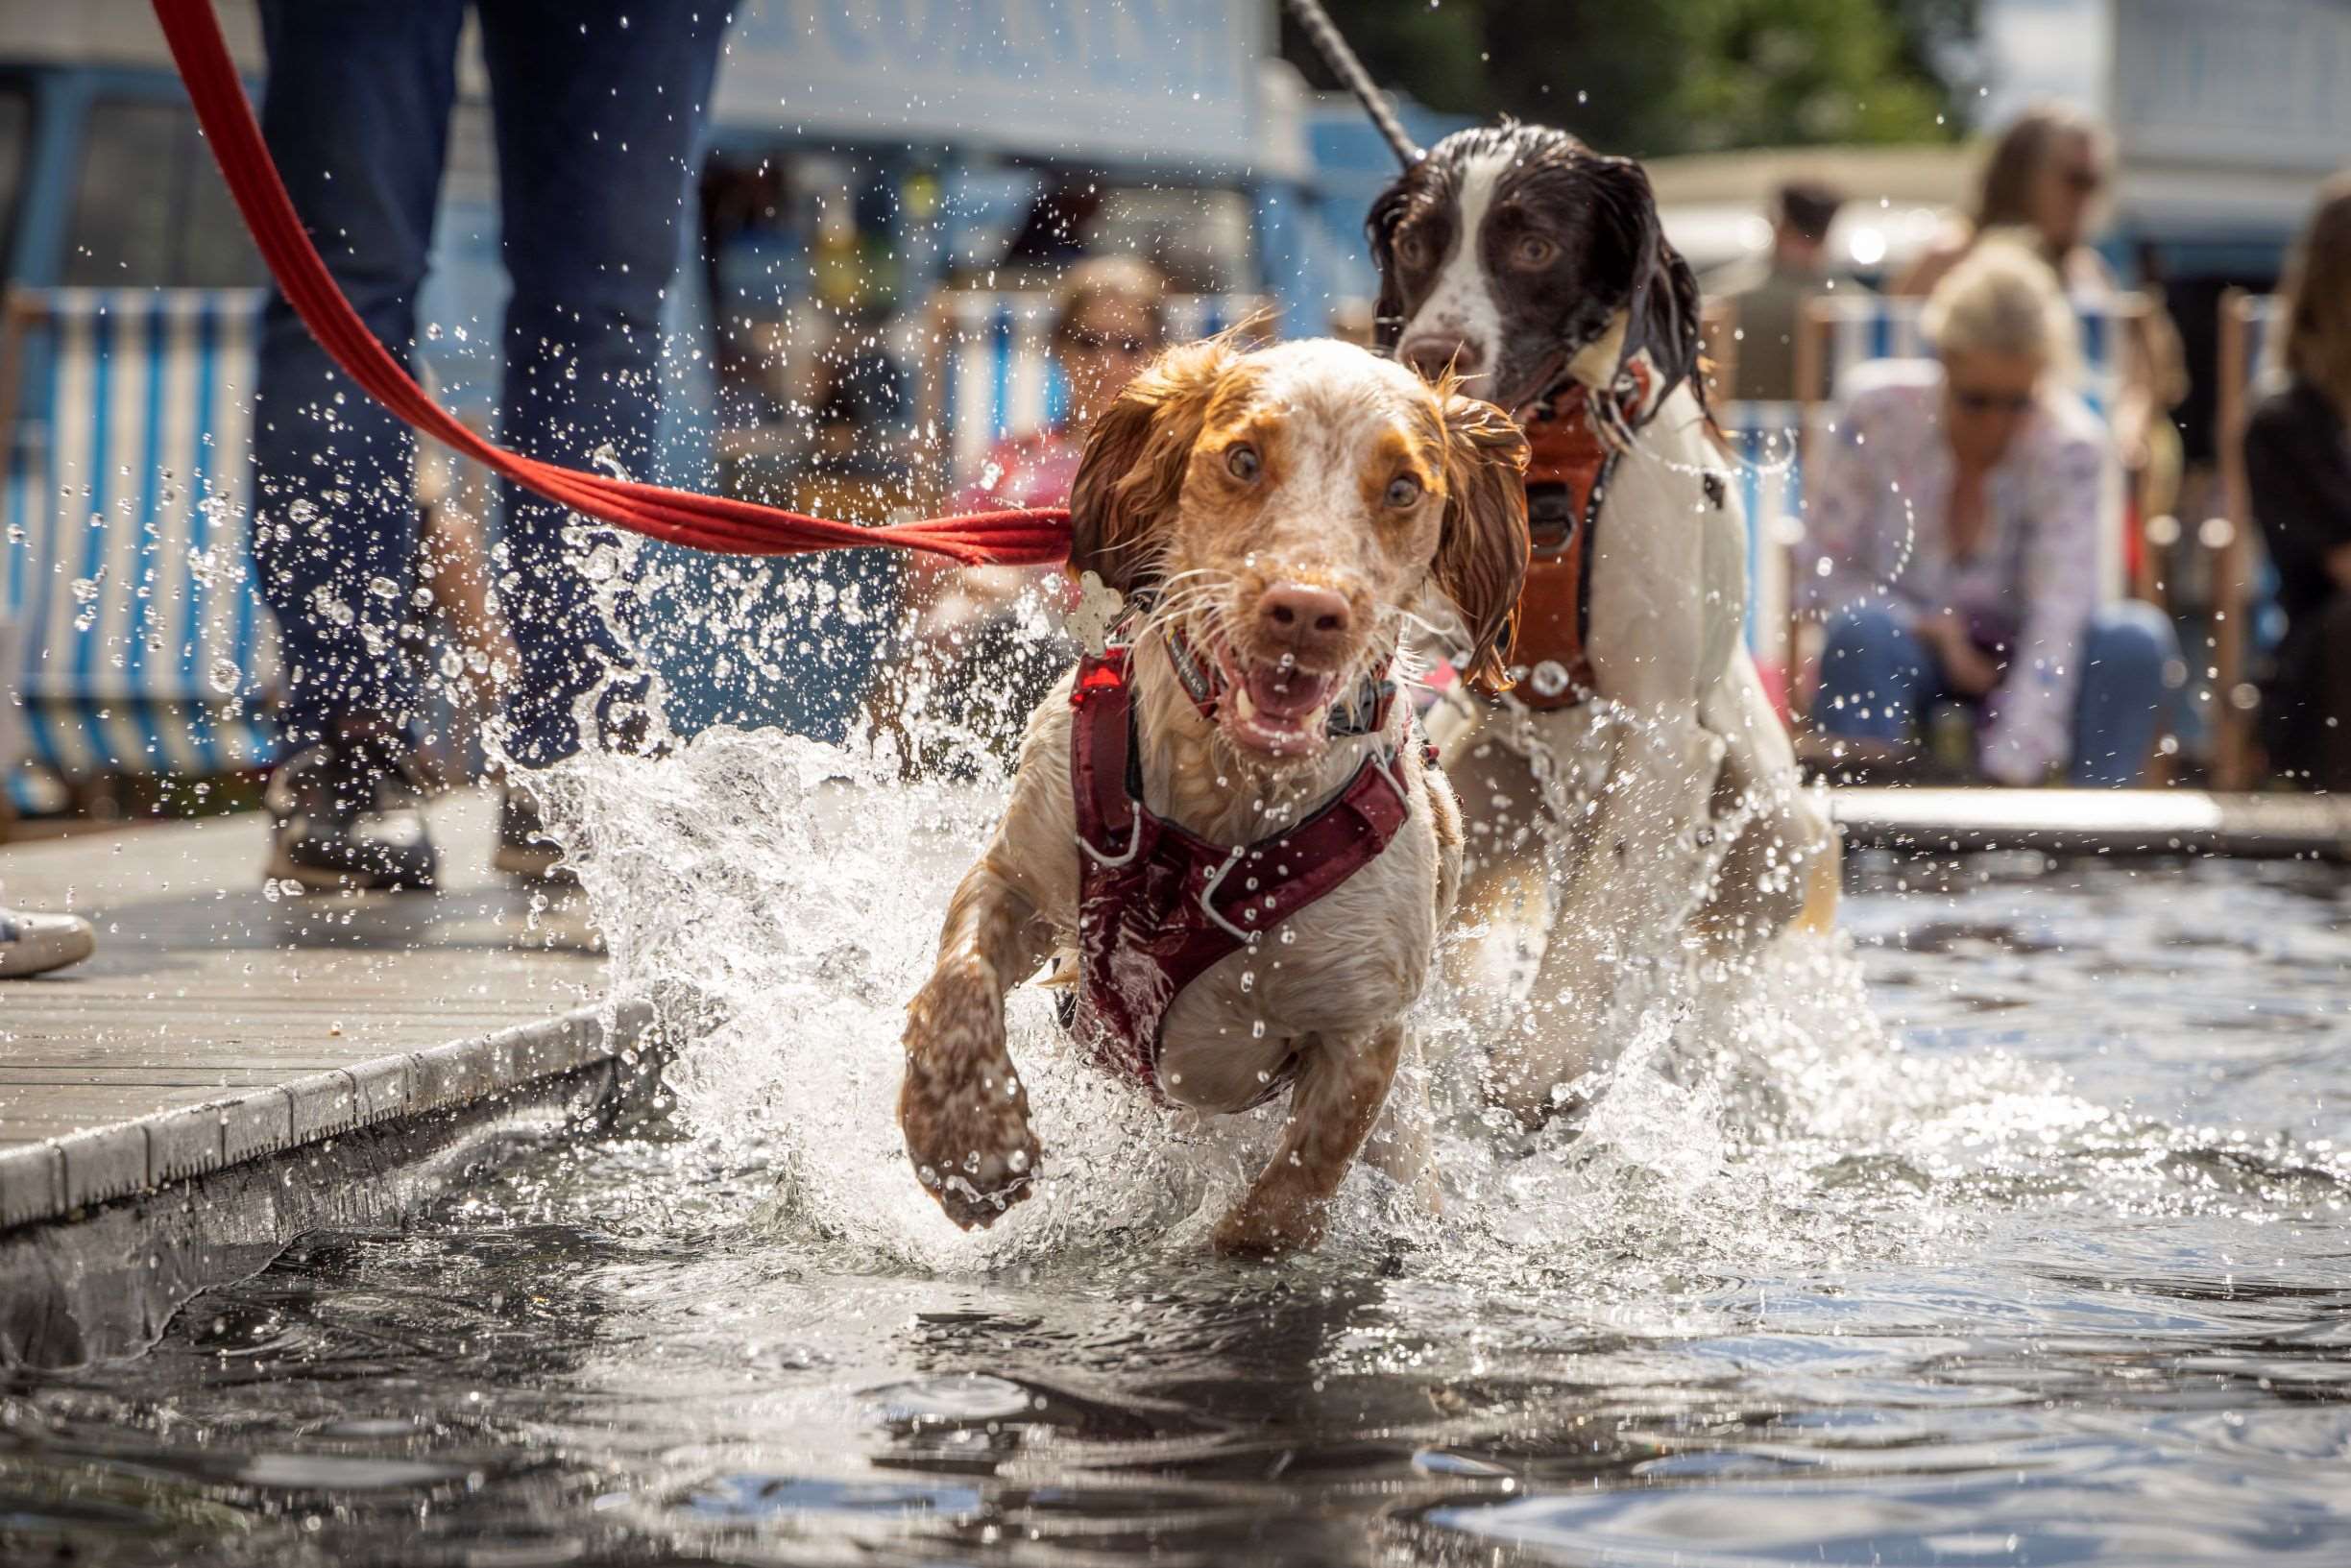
[
  {"left": 0, "top": 996, "right": 658, "bottom": 1369},
  {"left": 0, "top": 998, "right": 654, "bottom": 1232},
  {"left": 1830, "top": 788, "right": 2351, "bottom": 862}
]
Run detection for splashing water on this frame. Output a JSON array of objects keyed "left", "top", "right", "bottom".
[
  {"left": 13, "top": 566, "right": 2350, "bottom": 1565},
  {"left": 477, "top": 529, "right": 2342, "bottom": 1305},
  {"left": 522, "top": 641, "right": 2091, "bottom": 1298}
]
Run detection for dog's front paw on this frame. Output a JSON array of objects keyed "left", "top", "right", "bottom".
[
  {"left": 1210, "top": 1193, "right": 1327, "bottom": 1260},
  {"left": 898, "top": 965, "right": 1041, "bottom": 1230}
]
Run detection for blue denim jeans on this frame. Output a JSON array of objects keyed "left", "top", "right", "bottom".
[
  {"left": 1815, "top": 602, "right": 2181, "bottom": 786},
  {"left": 250, "top": 0, "right": 723, "bottom": 764}
]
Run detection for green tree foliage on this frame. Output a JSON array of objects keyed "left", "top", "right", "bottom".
[{"left": 1283, "top": 0, "right": 1979, "bottom": 157}]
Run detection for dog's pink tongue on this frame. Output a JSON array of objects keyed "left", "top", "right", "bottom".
[{"left": 1242, "top": 663, "right": 1336, "bottom": 727}]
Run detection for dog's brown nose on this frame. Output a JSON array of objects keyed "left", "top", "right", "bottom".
[
  {"left": 1400, "top": 333, "right": 1483, "bottom": 381},
  {"left": 1257, "top": 583, "right": 1352, "bottom": 653}
]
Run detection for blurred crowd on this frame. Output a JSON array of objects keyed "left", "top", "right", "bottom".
[{"left": 1717, "top": 108, "right": 2347, "bottom": 794}]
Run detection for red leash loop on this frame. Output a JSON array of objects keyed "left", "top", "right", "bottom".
[{"left": 151, "top": 0, "right": 1074, "bottom": 568}]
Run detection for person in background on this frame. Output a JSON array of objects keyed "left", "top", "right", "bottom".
[
  {"left": 1801, "top": 240, "right": 2181, "bottom": 786},
  {"left": 1705, "top": 180, "right": 1854, "bottom": 401},
  {"left": 2243, "top": 174, "right": 2351, "bottom": 792},
  {"left": 1899, "top": 105, "right": 2114, "bottom": 301},
  {"left": 1898, "top": 104, "right": 2188, "bottom": 483},
  {"left": 250, "top": 3, "right": 726, "bottom": 892},
  {"left": 891, "top": 257, "right": 1167, "bottom": 765}
]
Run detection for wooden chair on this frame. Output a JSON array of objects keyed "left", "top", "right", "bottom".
[{"left": 2210, "top": 290, "right": 2285, "bottom": 788}]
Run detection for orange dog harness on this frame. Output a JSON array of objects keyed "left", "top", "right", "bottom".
[{"left": 1505, "top": 367, "right": 1657, "bottom": 709}]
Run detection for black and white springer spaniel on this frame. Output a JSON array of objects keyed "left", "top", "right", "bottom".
[{"left": 1369, "top": 123, "right": 1838, "bottom": 1123}]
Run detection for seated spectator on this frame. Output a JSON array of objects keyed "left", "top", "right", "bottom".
[
  {"left": 1897, "top": 104, "right": 2187, "bottom": 481},
  {"left": 897, "top": 256, "right": 1167, "bottom": 763},
  {"left": 2244, "top": 174, "right": 2351, "bottom": 792},
  {"left": 1704, "top": 180, "right": 1855, "bottom": 401},
  {"left": 1801, "top": 240, "right": 2181, "bottom": 786}
]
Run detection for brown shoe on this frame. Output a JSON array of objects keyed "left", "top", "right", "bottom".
[{"left": 494, "top": 784, "right": 577, "bottom": 886}]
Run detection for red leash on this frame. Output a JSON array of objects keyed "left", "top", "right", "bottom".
[{"left": 151, "top": 0, "right": 1073, "bottom": 568}]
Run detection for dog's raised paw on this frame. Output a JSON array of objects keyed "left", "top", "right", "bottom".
[
  {"left": 898, "top": 970, "right": 1043, "bottom": 1231},
  {"left": 900, "top": 1075, "right": 1042, "bottom": 1231}
]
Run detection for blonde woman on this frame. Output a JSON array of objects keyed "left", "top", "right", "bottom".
[
  {"left": 1801, "top": 240, "right": 2180, "bottom": 786},
  {"left": 2243, "top": 175, "right": 2351, "bottom": 791},
  {"left": 1900, "top": 106, "right": 2187, "bottom": 488}
]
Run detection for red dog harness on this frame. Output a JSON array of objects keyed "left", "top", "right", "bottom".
[{"left": 1063, "top": 644, "right": 1413, "bottom": 1105}]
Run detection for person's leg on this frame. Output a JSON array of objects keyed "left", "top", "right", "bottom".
[
  {"left": 2069, "top": 600, "right": 2179, "bottom": 786},
  {"left": 251, "top": 0, "right": 465, "bottom": 751},
  {"left": 2314, "top": 593, "right": 2351, "bottom": 793},
  {"left": 1811, "top": 607, "right": 1937, "bottom": 743},
  {"left": 474, "top": 0, "right": 728, "bottom": 767}
]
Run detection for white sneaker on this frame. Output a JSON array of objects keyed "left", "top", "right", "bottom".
[{"left": 0, "top": 907, "right": 96, "bottom": 977}]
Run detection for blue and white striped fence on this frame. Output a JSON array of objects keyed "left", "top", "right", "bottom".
[
  {"left": 2, "top": 287, "right": 278, "bottom": 787},
  {"left": 1715, "top": 398, "right": 1809, "bottom": 679},
  {"left": 1803, "top": 290, "right": 2147, "bottom": 420}
]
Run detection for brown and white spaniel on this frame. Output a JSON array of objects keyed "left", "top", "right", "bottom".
[{"left": 896, "top": 337, "right": 1529, "bottom": 1255}]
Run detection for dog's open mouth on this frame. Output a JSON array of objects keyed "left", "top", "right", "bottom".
[{"left": 1211, "top": 643, "right": 1342, "bottom": 758}]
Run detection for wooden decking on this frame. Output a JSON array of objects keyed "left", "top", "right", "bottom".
[{"left": 0, "top": 790, "right": 630, "bottom": 1230}]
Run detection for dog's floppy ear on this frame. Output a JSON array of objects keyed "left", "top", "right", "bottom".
[
  {"left": 1434, "top": 391, "right": 1531, "bottom": 696},
  {"left": 1068, "top": 337, "right": 1240, "bottom": 597},
  {"left": 1366, "top": 176, "right": 1414, "bottom": 354},
  {"left": 1587, "top": 153, "right": 1703, "bottom": 406}
]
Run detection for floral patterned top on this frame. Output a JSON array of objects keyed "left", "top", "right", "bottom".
[{"left": 1798, "top": 359, "right": 2115, "bottom": 784}]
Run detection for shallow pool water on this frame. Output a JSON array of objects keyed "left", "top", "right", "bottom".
[{"left": 5, "top": 769, "right": 2347, "bottom": 1565}]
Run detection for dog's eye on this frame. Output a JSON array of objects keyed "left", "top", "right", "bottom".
[
  {"left": 1511, "top": 234, "right": 1560, "bottom": 271},
  {"left": 1394, "top": 229, "right": 1433, "bottom": 271},
  {"left": 1385, "top": 474, "right": 1423, "bottom": 510},
  {"left": 1225, "top": 444, "right": 1261, "bottom": 482}
]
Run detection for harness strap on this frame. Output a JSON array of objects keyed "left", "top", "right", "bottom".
[
  {"left": 1508, "top": 386, "right": 1626, "bottom": 708},
  {"left": 1065, "top": 642, "right": 1414, "bottom": 1105},
  {"left": 1071, "top": 652, "right": 1143, "bottom": 861},
  {"left": 1197, "top": 756, "right": 1411, "bottom": 941}
]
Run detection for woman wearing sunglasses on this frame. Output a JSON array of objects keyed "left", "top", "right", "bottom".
[
  {"left": 1900, "top": 105, "right": 2117, "bottom": 301},
  {"left": 889, "top": 256, "right": 1167, "bottom": 767},
  {"left": 1899, "top": 106, "right": 2187, "bottom": 508},
  {"left": 1801, "top": 239, "right": 2181, "bottom": 786}
]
